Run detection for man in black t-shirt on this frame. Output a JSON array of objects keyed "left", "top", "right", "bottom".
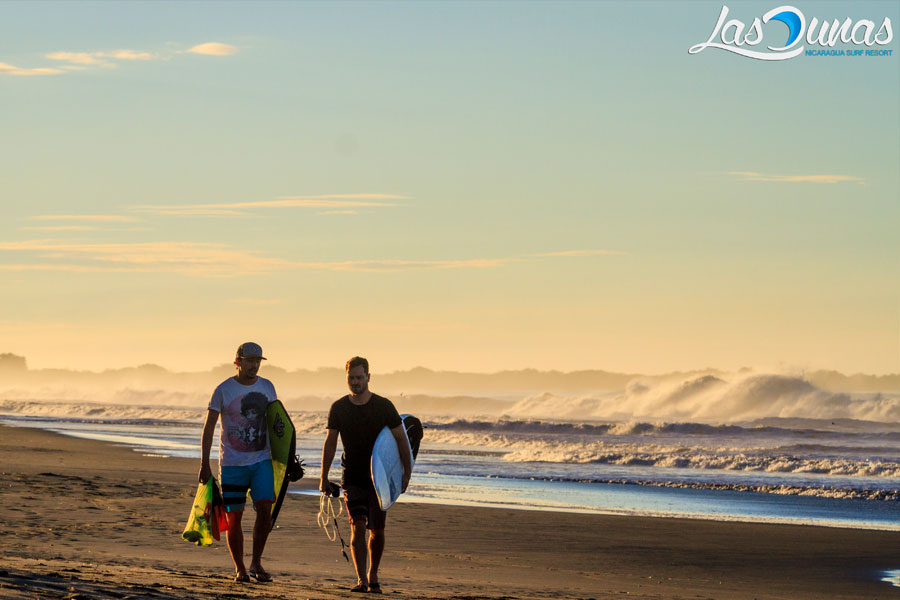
[{"left": 320, "top": 356, "right": 412, "bottom": 594}]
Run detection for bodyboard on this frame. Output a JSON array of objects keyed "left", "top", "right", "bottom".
[
  {"left": 182, "top": 476, "right": 227, "bottom": 546},
  {"left": 371, "top": 414, "right": 419, "bottom": 511},
  {"left": 266, "top": 399, "right": 296, "bottom": 527}
]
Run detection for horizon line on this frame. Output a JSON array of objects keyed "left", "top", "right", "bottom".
[{"left": 1, "top": 357, "right": 896, "bottom": 379}]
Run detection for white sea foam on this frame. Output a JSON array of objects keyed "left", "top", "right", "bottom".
[
  {"left": 420, "top": 427, "right": 900, "bottom": 479},
  {"left": 4, "top": 371, "right": 898, "bottom": 423},
  {"left": 503, "top": 441, "right": 900, "bottom": 478},
  {"left": 5, "top": 397, "right": 900, "bottom": 506},
  {"left": 504, "top": 374, "right": 900, "bottom": 422},
  {"left": 581, "top": 478, "right": 900, "bottom": 501},
  {"left": 0, "top": 399, "right": 209, "bottom": 423},
  {"left": 5, "top": 370, "right": 900, "bottom": 501},
  {"left": 0, "top": 399, "right": 331, "bottom": 432}
]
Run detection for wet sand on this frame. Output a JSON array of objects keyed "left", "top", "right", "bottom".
[{"left": 1, "top": 423, "right": 898, "bottom": 599}]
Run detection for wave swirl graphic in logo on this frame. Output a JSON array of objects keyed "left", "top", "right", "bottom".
[{"left": 767, "top": 9, "right": 803, "bottom": 49}]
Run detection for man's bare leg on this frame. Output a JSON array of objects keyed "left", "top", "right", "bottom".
[
  {"left": 248, "top": 501, "right": 273, "bottom": 580},
  {"left": 367, "top": 529, "right": 385, "bottom": 589},
  {"left": 225, "top": 510, "right": 247, "bottom": 579},
  {"left": 349, "top": 520, "right": 369, "bottom": 588}
]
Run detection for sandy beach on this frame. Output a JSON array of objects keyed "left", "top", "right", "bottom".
[{"left": 1, "top": 423, "right": 898, "bottom": 600}]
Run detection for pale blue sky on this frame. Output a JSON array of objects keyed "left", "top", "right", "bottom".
[{"left": 1, "top": 1, "right": 897, "bottom": 373}]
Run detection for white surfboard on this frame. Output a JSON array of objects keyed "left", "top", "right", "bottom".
[{"left": 371, "top": 414, "right": 415, "bottom": 511}]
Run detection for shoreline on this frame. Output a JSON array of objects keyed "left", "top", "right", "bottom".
[
  {"left": 290, "top": 487, "right": 900, "bottom": 532},
  {"left": 6, "top": 414, "right": 900, "bottom": 531},
  {"left": 2, "top": 423, "right": 900, "bottom": 599}
]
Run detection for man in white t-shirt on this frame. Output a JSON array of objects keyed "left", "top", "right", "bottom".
[{"left": 200, "top": 342, "right": 277, "bottom": 583}]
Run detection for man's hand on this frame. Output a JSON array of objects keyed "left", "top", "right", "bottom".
[
  {"left": 389, "top": 422, "right": 413, "bottom": 494},
  {"left": 199, "top": 463, "right": 211, "bottom": 484},
  {"left": 320, "top": 429, "right": 339, "bottom": 495},
  {"left": 320, "top": 479, "right": 341, "bottom": 497}
]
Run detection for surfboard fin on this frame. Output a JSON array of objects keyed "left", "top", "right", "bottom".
[
  {"left": 286, "top": 456, "right": 305, "bottom": 482},
  {"left": 402, "top": 415, "right": 424, "bottom": 459}
]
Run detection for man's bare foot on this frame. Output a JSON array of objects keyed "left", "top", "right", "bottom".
[{"left": 248, "top": 567, "right": 272, "bottom": 583}]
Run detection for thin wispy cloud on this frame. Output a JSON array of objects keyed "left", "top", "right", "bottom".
[
  {"left": 20, "top": 226, "right": 153, "bottom": 232},
  {"left": 45, "top": 49, "right": 157, "bottom": 70},
  {"left": 0, "top": 62, "right": 63, "bottom": 76},
  {"left": 0, "top": 240, "right": 619, "bottom": 276},
  {"left": 132, "top": 194, "right": 405, "bottom": 216},
  {"left": 28, "top": 215, "right": 142, "bottom": 222},
  {"left": 22, "top": 215, "right": 146, "bottom": 231},
  {"left": 0, "top": 264, "right": 124, "bottom": 273},
  {"left": 311, "top": 258, "right": 509, "bottom": 272},
  {"left": 0, "top": 241, "right": 501, "bottom": 275},
  {"left": 277, "top": 194, "right": 403, "bottom": 201},
  {"left": 729, "top": 172, "right": 866, "bottom": 184},
  {"left": 3, "top": 41, "right": 237, "bottom": 77},
  {"left": 108, "top": 50, "right": 156, "bottom": 61},
  {"left": 21, "top": 226, "right": 103, "bottom": 232},
  {"left": 186, "top": 42, "right": 239, "bottom": 56},
  {"left": 46, "top": 51, "right": 106, "bottom": 65},
  {"left": 134, "top": 208, "right": 248, "bottom": 217},
  {"left": 532, "top": 249, "right": 626, "bottom": 258},
  {"left": 0, "top": 241, "right": 292, "bottom": 277}
]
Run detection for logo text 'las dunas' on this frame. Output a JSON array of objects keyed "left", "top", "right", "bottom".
[{"left": 689, "top": 5, "right": 893, "bottom": 60}]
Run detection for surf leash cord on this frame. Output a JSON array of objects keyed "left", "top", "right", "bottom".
[{"left": 317, "top": 492, "right": 350, "bottom": 562}]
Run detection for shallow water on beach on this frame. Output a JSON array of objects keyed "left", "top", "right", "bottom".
[
  {"left": 296, "top": 474, "right": 900, "bottom": 530},
  {"left": 3, "top": 411, "right": 899, "bottom": 531}
]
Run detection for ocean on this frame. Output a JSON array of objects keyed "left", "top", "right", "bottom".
[{"left": 3, "top": 371, "right": 899, "bottom": 531}]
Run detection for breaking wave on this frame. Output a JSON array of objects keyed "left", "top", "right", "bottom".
[
  {"left": 426, "top": 416, "right": 900, "bottom": 439},
  {"left": 505, "top": 374, "right": 900, "bottom": 422},
  {"left": 3, "top": 372, "right": 898, "bottom": 424},
  {"left": 500, "top": 440, "right": 900, "bottom": 478},
  {"left": 0, "top": 399, "right": 209, "bottom": 423},
  {"left": 0, "top": 399, "right": 330, "bottom": 432},
  {"left": 5, "top": 392, "right": 900, "bottom": 505}
]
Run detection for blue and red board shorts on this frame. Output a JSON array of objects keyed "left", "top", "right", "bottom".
[{"left": 220, "top": 459, "right": 274, "bottom": 512}]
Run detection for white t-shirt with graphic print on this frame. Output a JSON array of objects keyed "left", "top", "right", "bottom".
[{"left": 209, "top": 376, "right": 277, "bottom": 467}]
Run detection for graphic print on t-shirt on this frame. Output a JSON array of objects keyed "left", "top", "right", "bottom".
[{"left": 223, "top": 391, "right": 268, "bottom": 452}]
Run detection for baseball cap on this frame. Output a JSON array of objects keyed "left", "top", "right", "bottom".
[{"left": 236, "top": 342, "right": 266, "bottom": 360}]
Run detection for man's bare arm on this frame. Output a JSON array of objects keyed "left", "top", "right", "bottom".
[
  {"left": 199, "top": 409, "right": 219, "bottom": 483},
  {"left": 320, "top": 428, "right": 339, "bottom": 494}
]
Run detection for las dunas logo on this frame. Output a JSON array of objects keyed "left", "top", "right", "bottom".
[{"left": 689, "top": 5, "right": 894, "bottom": 60}]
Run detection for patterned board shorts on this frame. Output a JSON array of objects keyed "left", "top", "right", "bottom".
[{"left": 220, "top": 459, "right": 275, "bottom": 512}]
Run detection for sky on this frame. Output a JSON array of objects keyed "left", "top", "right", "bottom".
[{"left": 1, "top": 1, "right": 898, "bottom": 374}]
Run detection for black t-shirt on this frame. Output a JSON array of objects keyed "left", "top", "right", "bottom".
[{"left": 326, "top": 393, "right": 402, "bottom": 488}]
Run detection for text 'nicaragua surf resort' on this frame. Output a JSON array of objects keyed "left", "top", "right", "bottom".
[{"left": 689, "top": 4, "right": 894, "bottom": 60}]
